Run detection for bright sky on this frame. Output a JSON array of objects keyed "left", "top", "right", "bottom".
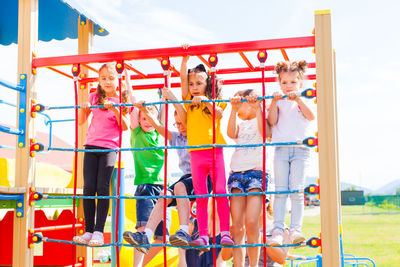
[{"left": 1, "top": 0, "right": 399, "bottom": 190}]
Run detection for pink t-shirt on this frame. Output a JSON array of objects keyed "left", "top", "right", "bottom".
[{"left": 84, "top": 92, "right": 121, "bottom": 149}]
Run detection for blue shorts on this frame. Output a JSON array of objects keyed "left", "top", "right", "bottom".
[
  {"left": 134, "top": 184, "right": 170, "bottom": 240},
  {"left": 228, "top": 170, "right": 269, "bottom": 194},
  {"left": 167, "top": 174, "right": 212, "bottom": 206}
]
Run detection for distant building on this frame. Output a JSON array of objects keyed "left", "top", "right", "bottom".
[{"left": 341, "top": 190, "right": 365, "bottom": 205}]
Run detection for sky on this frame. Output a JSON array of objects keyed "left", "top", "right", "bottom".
[{"left": 1, "top": 0, "right": 400, "bottom": 190}]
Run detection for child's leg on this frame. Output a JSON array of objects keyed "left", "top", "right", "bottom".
[
  {"left": 273, "top": 147, "right": 290, "bottom": 232},
  {"left": 230, "top": 190, "right": 246, "bottom": 267},
  {"left": 213, "top": 148, "right": 230, "bottom": 233},
  {"left": 245, "top": 189, "right": 263, "bottom": 267},
  {"left": 94, "top": 151, "right": 117, "bottom": 233},
  {"left": 145, "top": 191, "right": 173, "bottom": 233},
  {"left": 190, "top": 150, "right": 211, "bottom": 238},
  {"left": 177, "top": 248, "right": 187, "bottom": 267},
  {"left": 82, "top": 150, "right": 99, "bottom": 233},
  {"left": 174, "top": 181, "right": 191, "bottom": 229},
  {"left": 289, "top": 147, "right": 310, "bottom": 231}
]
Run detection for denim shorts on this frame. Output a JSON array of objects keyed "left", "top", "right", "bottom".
[
  {"left": 134, "top": 184, "right": 170, "bottom": 240},
  {"left": 228, "top": 170, "right": 269, "bottom": 193},
  {"left": 167, "top": 174, "right": 212, "bottom": 206}
]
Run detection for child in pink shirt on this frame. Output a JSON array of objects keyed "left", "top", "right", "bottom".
[{"left": 73, "top": 63, "right": 129, "bottom": 246}]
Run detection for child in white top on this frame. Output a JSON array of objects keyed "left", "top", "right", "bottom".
[
  {"left": 267, "top": 60, "right": 315, "bottom": 246},
  {"left": 227, "top": 89, "right": 271, "bottom": 267}
]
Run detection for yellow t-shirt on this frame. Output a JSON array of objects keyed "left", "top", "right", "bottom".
[{"left": 184, "top": 94, "right": 227, "bottom": 151}]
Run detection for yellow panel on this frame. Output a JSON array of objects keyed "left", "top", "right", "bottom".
[
  {"left": 0, "top": 158, "right": 11, "bottom": 187},
  {"left": 315, "top": 10, "right": 331, "bottom": 15}
]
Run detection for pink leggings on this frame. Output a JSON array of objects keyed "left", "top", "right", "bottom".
[{"left": 190, "top": 148, "right": 230, "bottom": 237}]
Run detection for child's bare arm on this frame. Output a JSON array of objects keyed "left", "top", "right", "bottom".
[
  {"left": 162, "top": 87, "right": 187, "bottom": 126},
  {"left": 135, "top": 101, "right": 173, "bottom": 141},
  {"left": 292, "top": 94, "right": 315, "bottom": 121},
  {"left": 227, "top": 96, "right": 241, "bottom": 139},
  {"left": 267, "top": 92, "right": 281, "bottom": 126},
  {"left": 124, "top": 70, "right": 140, "bottom": 130},
  {"left": 180, "top": 55, "right": 190, "bottom": 99},
  {"left": 78, "top": 101, "right": 91, "bottom": 125},
  {"left": 104, "top": 101, "right": 129, "bottom": 131},
  {"left": 191, "top": 96, "right": 224, "bottom": 119}
]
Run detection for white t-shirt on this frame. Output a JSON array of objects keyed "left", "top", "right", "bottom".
[
  {"left": 230, "top": 118, "right": 265, "bottom": 172},
  {"left": 271, "top": 99, "right": 312, "bottom": 144}
]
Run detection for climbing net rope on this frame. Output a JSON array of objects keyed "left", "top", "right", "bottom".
[{"left": 27, "top": 37, "right": 322, "bottom": 267}]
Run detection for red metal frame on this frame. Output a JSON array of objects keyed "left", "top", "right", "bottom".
[
  {"left": 126, "top": 74, "right": 316, "bottom": 91},
  {"left": 32, "top": 36, "right": 315, "bottom": 68},
  {"left": 280, "top": 48, "right": 290, "bottom": 61},
  {"left": 238, "top": 52, "right": 255, "bottom": 71}
]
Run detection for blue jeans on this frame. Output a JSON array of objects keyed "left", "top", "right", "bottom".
[
  {"left": 228, "top": 170, "right": 269, "bottom": 193},
  {"left": 134, "top": 184, "right": 170, "bottom": 240},
  {"left": 273, "top": 147, "right": 310, "bottom": 231}
]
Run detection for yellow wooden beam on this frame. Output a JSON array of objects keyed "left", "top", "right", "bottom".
[
  {"left": 315, "top": 10, "right": 342, "bottom": 266},
  {"left": 14, "top": 0, "right": 38, "bottom": 266},
  {"left": 76, "top": 16, "right": 94, "bottom": 267}
]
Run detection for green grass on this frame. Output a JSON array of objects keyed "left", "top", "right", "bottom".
[{"left": 291, "top": 206, "right": 400, "bottom": 267}]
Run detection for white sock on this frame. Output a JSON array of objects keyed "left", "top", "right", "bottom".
[
  {"left": 144, "top": 228, "right": 153, "bottom": 241},
  {"left": 179, "top": 225, "right": 189, "bottom": 234}
]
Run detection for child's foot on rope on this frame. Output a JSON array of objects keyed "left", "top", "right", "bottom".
[
  {"left": 189, "top": 236, "right": 210, "bottom": 252},
  {"left": 289, "top": 229, "right": 305, "bottom": 245},
  {"left": 270, "top": 228, "right": 284, "bottom": 246},
  {"left": 88, "top": 231, "right": 104, "bottom": 246},
  {"left": 170, "top": 229, "right": 192, "bottom": 247},
  {"left": 123, "top": 231, "right": 150, "bottom": 254},
  {"left": 220, "top": 234, "right": 234, "bottom": 246},
  {"left": 73, "top": 232, "right": 92, "bottom": 245}
]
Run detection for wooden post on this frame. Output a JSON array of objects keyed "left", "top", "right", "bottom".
[
  {"left": 13, "top": 0, "right": 38, "bottom": 266},
  {"left": 76, "top": 16, "right": 94, "bottom": 267},
  {"left": 315, "top": 10, "right": 342, "bottom": 266}
]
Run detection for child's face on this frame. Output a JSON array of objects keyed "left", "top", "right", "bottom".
[
  {"left": 99, "top": 67, "right": 118, "bottom": 95},
  {"left": 188, "top": 72, "right": 207, "bottom": 96},
  {"left": 279, "top": 71, "right": 303, "bottom": 95},
  {"left": 139, "top": 111, "right": 155, "bottom": 132},
  {"left": 174, "top": 114, "right": 187, "bottom": 136}
]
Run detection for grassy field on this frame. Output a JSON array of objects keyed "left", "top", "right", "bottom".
[
  {"left": 93, "top": 206, "right": 399, "bottom": 266},
  {"left": 290, "top": 205, "right": 400, "bottom": 266}
]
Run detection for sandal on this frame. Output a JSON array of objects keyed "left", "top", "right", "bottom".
[
  {"left": 88, "top": 231, "right": 104, "bottom": 246},
  {"left": 220, "top": 234, "right": 234, "bottom": 246},
  {"left": 189, "top": 236, "right": 210, "bottom": 252},
  {"left": 73, "top": 232, "right": 92, "bottom": 245}
]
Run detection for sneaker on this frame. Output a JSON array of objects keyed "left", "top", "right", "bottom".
[
  {"left": 269, "top": 229, "right": 283, "bottom": 246},
  {"left": 289, "top": 229, "right": 305, "bottom": 245},
  {"left": 189, "top": 236, "right": 210, "bottom": 252},
  {"left": 73, "top": 232, "right": 92, "bottom": 245},
  {"left": 89, "top": 231, "right": 104, "bottom": 246},
  {"left": 220, "top": 234, "right": 234, "bottom": 246},
  {"left": 170, "top": 229, "right": 192, "bottom": 247},
  {"left": 123, "top": 231, "right": 150, "bottom": 254}
]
